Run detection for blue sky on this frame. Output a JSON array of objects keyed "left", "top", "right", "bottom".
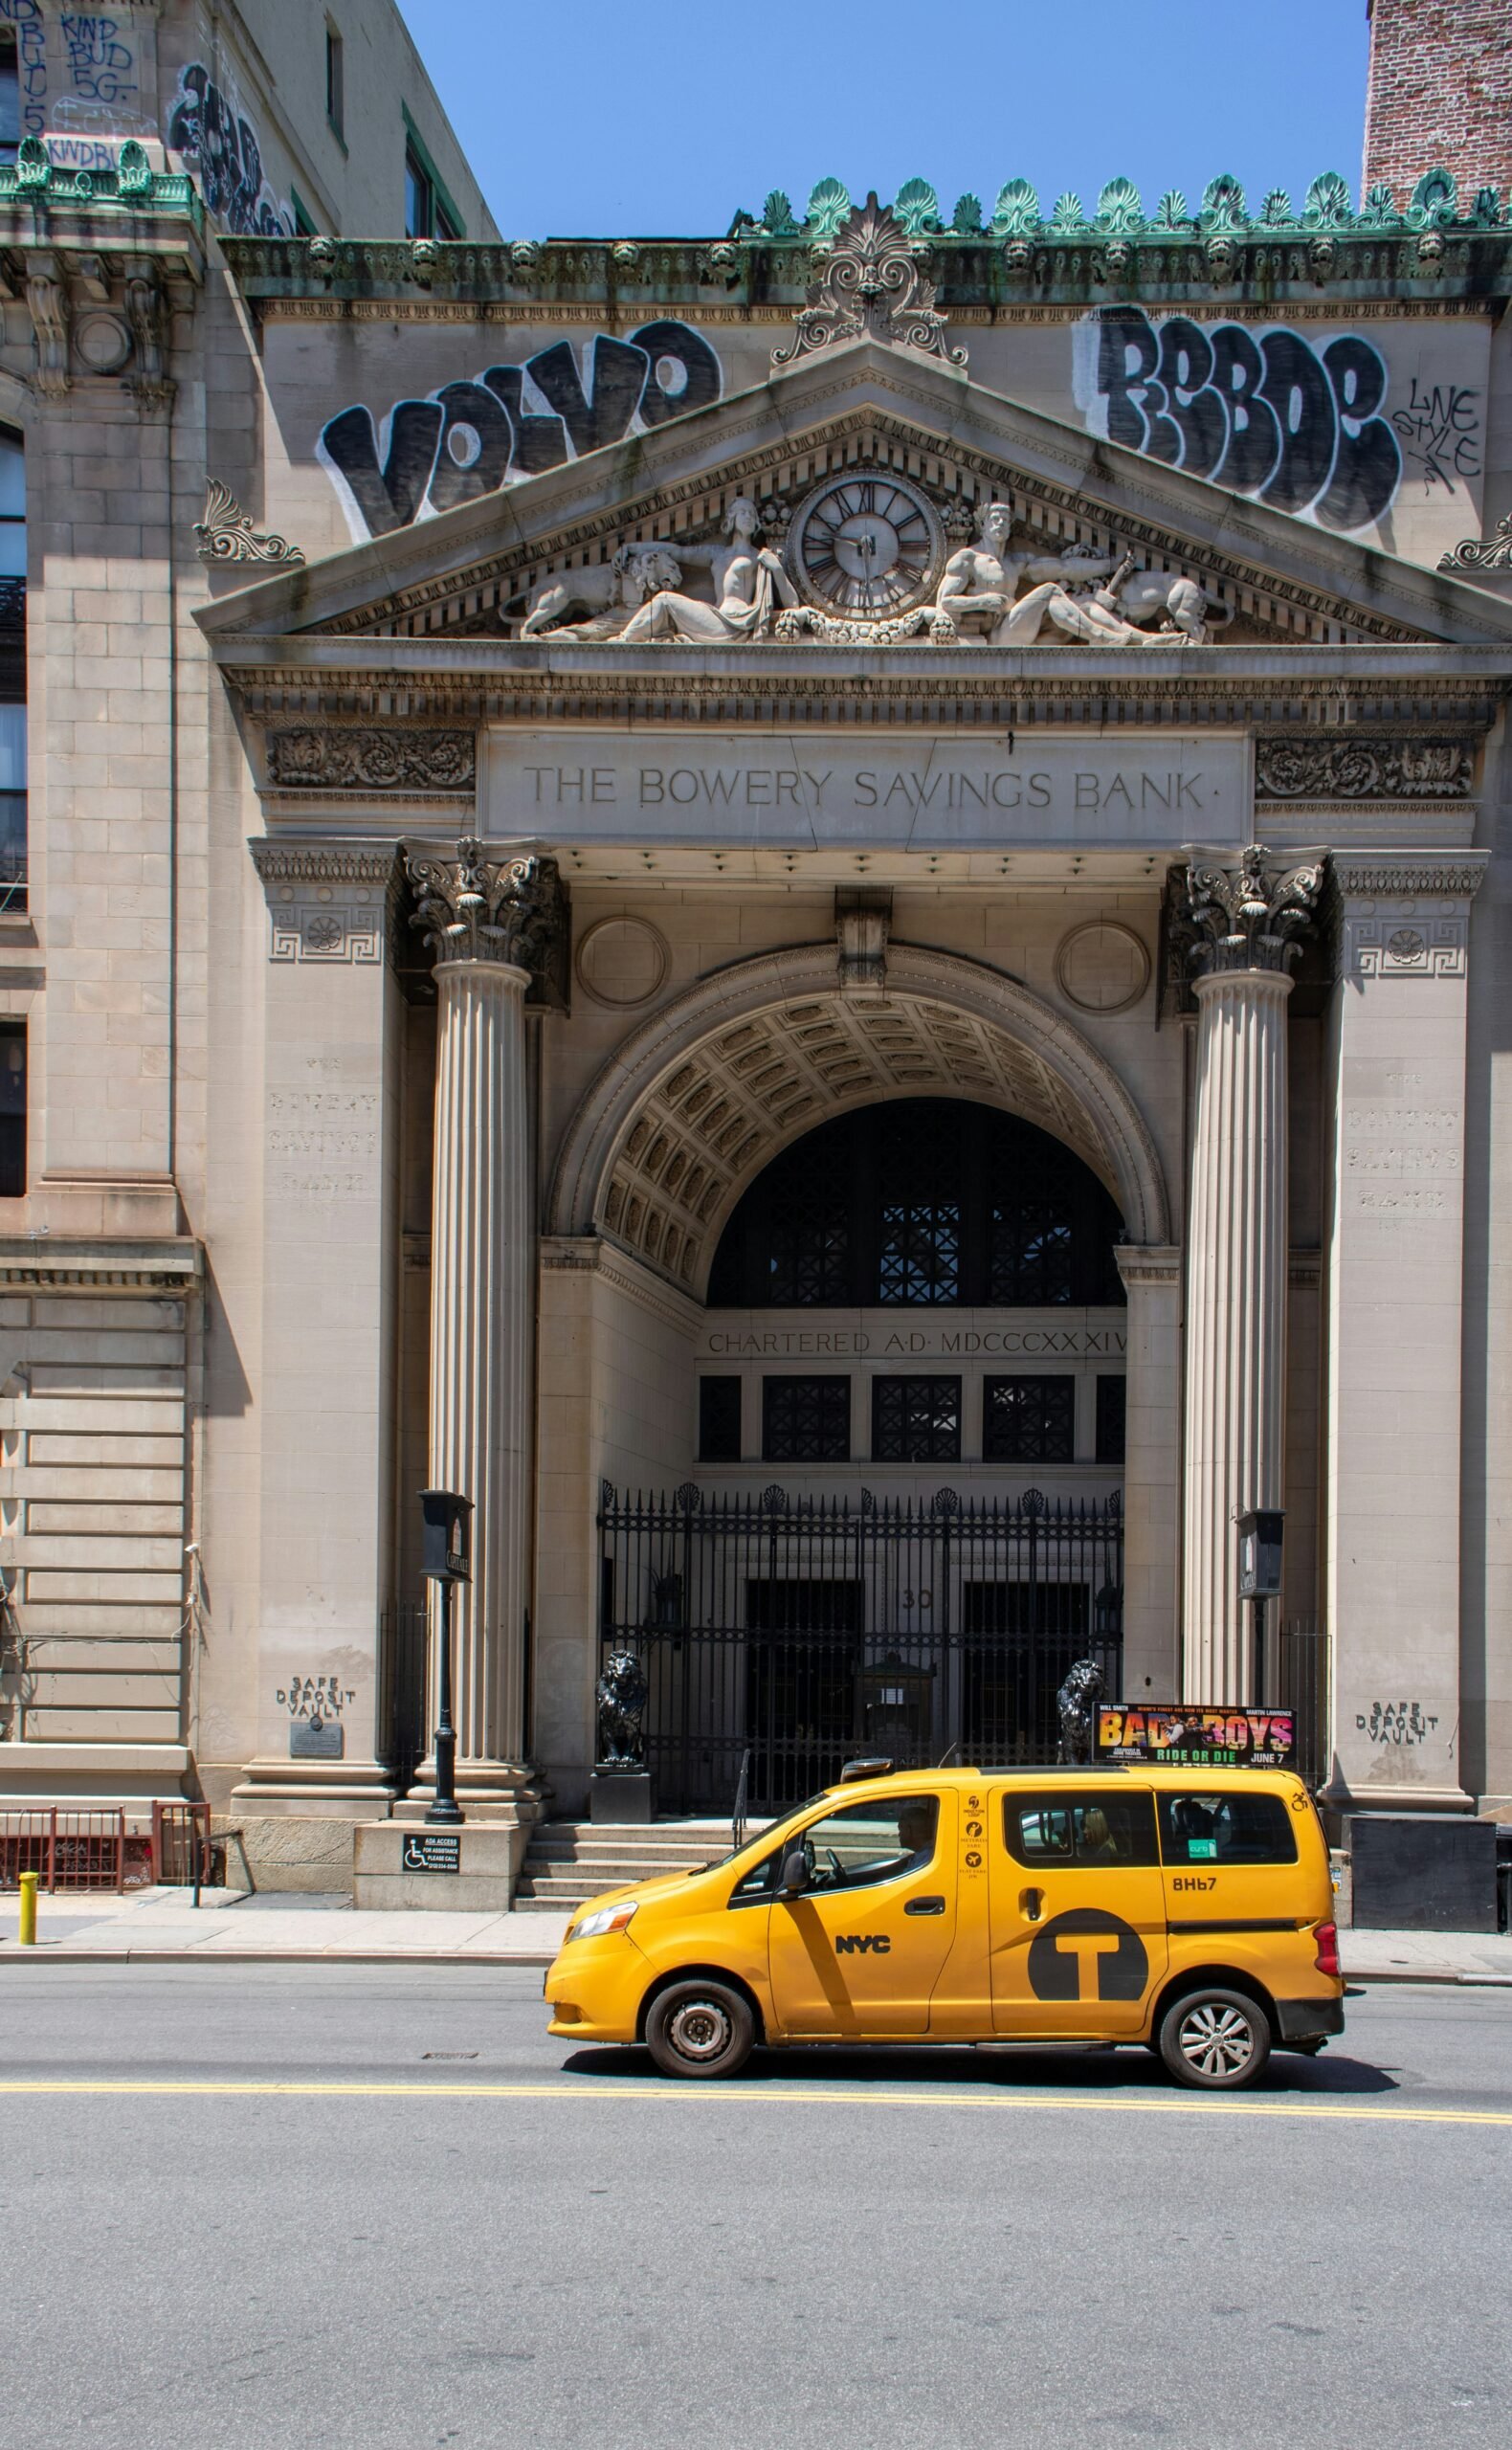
[{"left": 397, "top": 0, "right": 1372, "bottom": 239}]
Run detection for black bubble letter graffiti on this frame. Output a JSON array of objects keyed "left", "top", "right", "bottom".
[
  {"left": 1096, "top": 310, "right": 1179, "bottom": 459},
  {"left": 426, "top": 381, "right": 515, "bottom": 517},
  {"left": 1209, "top": 325, "right": 1281, "bottom": 495},
  {"left": 1257, "top": 329, "right": 1337, "bottom": 514},
  {"left": 480, "top": 368, "right": 568, "bottom": 476},
  {"left": 631, "top": 320, "right": 723, "bottom": 426},
  {"left": 1315, "top": 336, "right": 1401, "bottom": 530},
  {"left": 525, "top": 337, "right": 649, "bottom": 457},
  {"left": 318, "top": 400, "right": 444, "bottom": 539},
  {"left": 1155, "top": 318, "right": 1225, "bottom": 477}
]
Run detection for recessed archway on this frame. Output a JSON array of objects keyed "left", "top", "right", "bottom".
[{"left": 549, "top": 944, "right": 1171, "bottom": 1297}]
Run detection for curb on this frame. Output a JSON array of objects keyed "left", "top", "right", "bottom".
[{"left": 0, "top": 1948, "right": 559, "bottom": 1968}]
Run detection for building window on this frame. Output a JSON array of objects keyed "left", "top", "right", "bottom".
[
  {"left": 872, "top": 1375, "right": 961, "bottom": 1463},
  {"left": 325, "top": 27, "right": 345, "bottom": 140},
  {"left": 0, "top": 33, "right": 16, "bottom": 166},
  {"left": 1096, "top": 1374, "right": 1126, "bottom": 1464},
  {"left": 291, "top": 189, "right": 319, "bottom": 237},
  {"left": 763, "top": 1376, "right": 851, "bottom": 1463},
  {"left": 0, "top": 1022, "right": 24, "bottom": 1195},
  {"left": 699, "top": 1376, "right": 742, "bottom": 1463},
  {"left": 708, "top": 1099, "right": 1125, "bottom": 1310},
  {"left": 983, "top": 1375, "right": 1076, "bottom": 1464},
  {"left": 403, "top": 123, "right": 462, "bottom": 241},
  {"left": 0, "top": 430, "right": 23, "bottom": 912}
]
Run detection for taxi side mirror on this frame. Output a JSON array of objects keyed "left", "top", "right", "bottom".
[{"left": 779, "top": 1847, "right": 809, "bottom": 1896}]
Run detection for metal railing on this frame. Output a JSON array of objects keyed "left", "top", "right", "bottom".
[
  {"left": 1278, "top": 1617, "right": 1330, "bottom": 1791},
  {"left": 0, "top": 1808, "right": 134, "bottom": 1893}
]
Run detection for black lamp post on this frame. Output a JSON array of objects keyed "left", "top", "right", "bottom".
[
  {"left": 419, "top": 1487, "right": 472, "bottom": 1826},
  {"left": 1236, "top": 1506, "right": 1284, "bottom": 1706}
]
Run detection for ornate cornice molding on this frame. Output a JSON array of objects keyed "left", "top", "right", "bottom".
[
  {"left": 1331, "top": 856, "right": 1488, "bottom": 901},
  {"left": 1175, "top": 844, "right": 1326, "bottom": 978},
  {"left": 774, "top": 195, "right": 966, "bottom": 369},
  {"left": 1256, "top": 736, "right": 1475, "bottom": 800},
  {"left": 265, "top": 725, "right": 476, "bottom": 793},
  {"left": 0, "top": 1237, "right": 202, "bottom": 1291},
  {"left": 249, "top": 843, "right": 398, "bottom": 885},
  {"left": 1438, "top": 513, "right": 1512, "bottom": 578},
  {"left": 195, "top": 479, "right": 304, "bottom": 567},
  {"left": 1113, "top": 1243, "right": 1183, "bottom": 1290},
  {"left": 403, "top": 838, "right": 567, "bottom": 987},
  {"left": 539, "top": 1234, "right": 703, "bottom": 1340},
  {"left": 250, "top": 839, "right": 400, "bottom": 966}
]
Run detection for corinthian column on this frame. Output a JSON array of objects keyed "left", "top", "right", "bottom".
[
  {"left": 402, "top": 840, "right": 566, "bottom": 1806},
  {"left": 1178, "top": 845, "right": 1324, "bottom": 1704}
]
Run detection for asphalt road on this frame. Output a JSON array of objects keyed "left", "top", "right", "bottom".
[{"left": 1, "top": 1968, "right": 1508, "bottom": 2450}]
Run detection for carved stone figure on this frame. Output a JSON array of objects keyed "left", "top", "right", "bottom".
[
  {"left": 616, "top": 495, "right": 797, "bottom": 642},
  {"left": 595, "top": 1648, "right": 650, "bottom": 1767},
  {"left": 931, "top": 501, "right": 1119, "bottom": 642},
  {"left": 521, "top": 544, "right": 683, "bottom": 638},
  {"left": 1056, "top": 1657, "right": 1106, "bottom": 1765}
]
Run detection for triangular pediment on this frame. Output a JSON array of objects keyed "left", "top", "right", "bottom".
[{"left": 197, "top": 334, "right": 1512, "bottom": 657}]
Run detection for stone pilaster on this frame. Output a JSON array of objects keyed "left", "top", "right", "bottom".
[
  {"left": 1325, "top": 855, "right": 1487, "bottom": 1809},
  {"left": 402, "top": 841, "right": 566, "bottom": 1808},
  {"left": 1113, "top": 1245, "right": 1183, "bottom": 1697},
  {"left": 1176, "top": 845, "right": 1325, "bottom": 1704}
]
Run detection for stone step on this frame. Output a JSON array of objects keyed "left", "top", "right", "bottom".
[{"left": 526, "top": 1840, "right": 716, "bottom": 1864}]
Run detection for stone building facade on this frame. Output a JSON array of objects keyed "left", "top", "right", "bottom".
[{"left": 4, "top": 4, "right": 1512, "bottom": 1885}]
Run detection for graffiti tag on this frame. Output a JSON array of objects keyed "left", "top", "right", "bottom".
[
  {"left": 1076, "top": 308, "right": 1402, "bottom": 532},
  {"left": 167, "top": 60, "right": 293, "bottom": 237},
  {"left": 317, "top": 322, "right": 723, "bottom": 541},
  {"left": 0, "top": 0, "right": 47, "bottom": 143},
  {"left": 1390, "top": 380, "right": 1481, "bottom": 497},
  {"left": 59, "top": 13, "right": 138, "bottom": 108}
]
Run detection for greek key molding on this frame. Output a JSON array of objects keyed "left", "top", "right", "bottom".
[
  {"left": 250, "top": 840, "right": 399, "bottom": 966},
  {"left": 1344, "top": 916, "right": 1469, "bottom": 980},
  {"left": 1255, "top": 737, "right": 1475, "bottom": 799},
  {"left": 266, "top": 727, "right": 477, "bottom": 792}
]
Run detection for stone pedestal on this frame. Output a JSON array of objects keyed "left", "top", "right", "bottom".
[
  {"left": 1176, "top": 847, "right": 1324, "bottom": 1705},
  {"left": 353, "top": 1817, "right": 532, "bottom": 1911},
  {"left": 590, "top": 1769, "right": 656, "bottom": 1823}
]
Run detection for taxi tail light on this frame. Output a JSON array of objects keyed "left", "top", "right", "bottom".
[{"left": 1312, "top": 1921, "right": 1341, "bottom": 1978}]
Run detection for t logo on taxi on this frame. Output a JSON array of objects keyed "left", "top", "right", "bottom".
[
  {"left": 1027, "top": 1908, "right": 1148, "bottom": 2001},
  {"left": 834, "top": 1933, "right": 892, "bottom": 1955}
]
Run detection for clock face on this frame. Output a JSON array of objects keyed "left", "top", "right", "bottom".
[{"left": 790, "top": 475, "right": 943, "bottom": 616}]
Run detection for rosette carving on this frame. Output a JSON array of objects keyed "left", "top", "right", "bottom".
[
  {"left": 1175, "top": 844, "right": 1325, "bottom": 978},
  {"left": 1255, "top": 737, "right": 1473, "bottom": 800},
  {"left": 404, "top": 838, "right": 567, "bottom": 981}
]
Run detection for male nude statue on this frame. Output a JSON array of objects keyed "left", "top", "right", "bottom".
[{"left": 933, "top": 500, "right": 1118, "bottom": 643}]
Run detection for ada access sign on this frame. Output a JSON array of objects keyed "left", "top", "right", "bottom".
[
  {"left": 1094, "top": 1706, "right": 1296, "bottom": 1771},
  {"left": 401, "top": 1831, "right": 461, "bottom": 1875}
]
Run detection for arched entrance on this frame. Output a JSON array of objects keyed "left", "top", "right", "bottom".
[{"left": 542, "top": 947, "right": 1175, "bottom": 1810}]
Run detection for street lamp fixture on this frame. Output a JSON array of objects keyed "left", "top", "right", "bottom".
[
  {"left": 1236, "top": 1506, "right": 1284, "bottom": 1704},
  {"left": 419, "top": 1487, "right": 472, "bottom": 1826}
]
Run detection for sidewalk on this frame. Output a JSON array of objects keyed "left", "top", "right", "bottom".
[{"left": 1, "top": 1889, "right": 1509, "bottom": 1980}]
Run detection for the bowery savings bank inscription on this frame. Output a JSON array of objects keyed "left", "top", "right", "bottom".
[{"left": 492, "top": 735, "right": 1245, "bottom": 846}]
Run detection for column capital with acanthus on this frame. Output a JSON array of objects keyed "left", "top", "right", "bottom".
[
  {"left": 403, "top": 838, "right": 567, "bottom": 987},
  {"left": 1175, "top": 843, "right": 1327, "bottom": 983}
]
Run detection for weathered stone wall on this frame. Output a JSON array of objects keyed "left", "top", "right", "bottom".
[{"left": 1364, "top": 0, "right": 1512, "bottom": 204}]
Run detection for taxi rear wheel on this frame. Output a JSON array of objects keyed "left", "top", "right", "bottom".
[
  {"left": 1158, "top": 1988, "right": 1272, "bottom": 2090},
  {"left": 646, "top": 1979, "right": 754, "bottom": 2079}
]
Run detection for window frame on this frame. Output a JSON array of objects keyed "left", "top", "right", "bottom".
[
  {"left": 698, "top": 1374, "right": 742, "bottom": 1463},
  {"left": 1001, "top": 1787, "right": 1159, "bottom": 1869},
  {"left": 982, "top": 1373, "right": 1077, "bottom": 1464},
  {"left": 871, "top": 1373, "right": 962, "bottom": 1464},
  {"left": 324, "top": 25, "right": 345, "bottom": 142},
  {"left": 761, "top": 1374, "right": 852, "bottom": 1464}
]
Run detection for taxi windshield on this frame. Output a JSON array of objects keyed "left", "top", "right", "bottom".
[{"left": 706, "top": 1794, "right": 830, "bottom": 1874}]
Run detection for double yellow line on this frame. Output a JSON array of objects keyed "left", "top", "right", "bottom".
[{"left": 0, "top": 2079, "right": 1507, "bottom": 2127}]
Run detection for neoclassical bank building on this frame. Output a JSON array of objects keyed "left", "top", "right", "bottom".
[{"left": 8, "top": 148, "right": 1512, "bottom": 1882}]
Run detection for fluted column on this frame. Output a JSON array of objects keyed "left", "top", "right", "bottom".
[
  {"left": 403, "top": 841, "right": 566, "bottom": 1799},
  {"left": 1178, "top": 846, "right": 1324, "bottom": 1704}
]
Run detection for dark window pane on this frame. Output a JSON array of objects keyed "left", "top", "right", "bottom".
[
  {"left": 990, "top": 1202, "right": 1073, "bottom": 1303},
  {"left": 699, "top": 1375, "right": 742, "bottom": 1462},
  {"left": 1096, "top": 1375, "right": 1126, "bottom": 1464},
  {"left": 762, "top": 1376, "right": 850, "bottom": 1463},
  {"left": 1158, "top": 1790, "right": 1298, "bottom": 1866},
  {"left": 404, "top": 148, "right": 431, "bottom": 237},
  {"left": 767, "top": 1177, "right": 850, "bottom": 1304},
  {"left": 878, "top": 1201, "right": 959, "bottom": 1303},
  {"left": 1003, "top": 1790, "right": 1158, "bottom": 1867},
  {"left": 0, "top": 1022, "right": 23, "bottom": 1195},
  {"left": 983, "top": 1375, "right": 1075, "bottom": 1463},
  {"left": 325, "top": 32, "right": 344, "bottom": 134},
  {"left": 872, "top": 1375, "right": 961, "bottom": 1462}
]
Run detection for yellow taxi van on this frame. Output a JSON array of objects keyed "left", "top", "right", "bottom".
[{"left": 544, "top": 1760, "right": 1344, "bottom": 2089}]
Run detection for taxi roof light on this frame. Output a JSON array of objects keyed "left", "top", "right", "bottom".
[{"left": 837, "top": 1756, "right": 895, "bottom": 1783}]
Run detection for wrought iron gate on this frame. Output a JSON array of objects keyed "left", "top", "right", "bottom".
[{"left": 598, "top": 1481, "right": 1123, "bottom": 1815}]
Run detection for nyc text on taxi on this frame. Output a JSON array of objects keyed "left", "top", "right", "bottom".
[{"left": 544, "top": 1763, "right": 1344, "bottom": 2088}]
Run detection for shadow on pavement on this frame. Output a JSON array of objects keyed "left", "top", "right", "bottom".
[{"left": 560, "top": 2041, "right": 1398, "bottom": 2095}]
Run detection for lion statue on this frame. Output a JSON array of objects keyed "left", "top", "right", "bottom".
[
  {"left": 521, "top": 545, "right": 683, "bottom": 640},
  {"left": 1056, "top": 1657, "right": 1107, "bottom": 1765},
  {"left": 595, "top": 1648, "right": 650, "bottom": 1767}
]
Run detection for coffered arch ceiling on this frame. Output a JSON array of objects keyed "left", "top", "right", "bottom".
[{"left": 549, "top": 945, "right": 1170, "bottom": 1299}]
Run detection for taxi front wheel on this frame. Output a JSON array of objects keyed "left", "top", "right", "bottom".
[
  {"left": 1157, "top": 1988, "right": 1272, "bottom": 2090},
  {"left": 646, "top": 1979, "right": 755, "bottom": 2079}
]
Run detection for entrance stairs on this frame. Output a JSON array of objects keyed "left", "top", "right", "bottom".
[{"left": 514, "top": 1819, "right": 750, "bottom": 1912}]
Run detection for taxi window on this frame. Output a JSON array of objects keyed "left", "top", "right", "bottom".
[
  {"left": 1002, "top": 1792, "right": 1157, "bottom": 1868},
  {"left": 1158, "top": 1791, "right": 1299, "bottom": 1866},
  {"left": 733, "top": 1794, "right": 940, "bottom": 1902}
]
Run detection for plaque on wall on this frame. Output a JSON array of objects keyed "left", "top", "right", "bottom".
[
  {"left": 290, "top": 1717, "right": 345, "bottom": 1761},
  {"left": 401, "top": 1831, "right": 461, "bottom": 1874}
]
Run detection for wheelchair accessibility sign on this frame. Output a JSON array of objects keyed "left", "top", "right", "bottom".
[{"left": 402, "top": 1832, "right": 460, "bottom": 1874}]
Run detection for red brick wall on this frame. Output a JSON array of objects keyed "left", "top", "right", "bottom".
[{"left": 1363, "top": 0, "right": 1512, "bottom": 202}]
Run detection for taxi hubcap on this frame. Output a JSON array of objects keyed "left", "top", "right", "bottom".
[
  {"left": 668, "top": 1997, "right": 730, "bottom": 2061},
  {"left": 1178, "top": 2002, "right": 1256, "bottom": 2078}
]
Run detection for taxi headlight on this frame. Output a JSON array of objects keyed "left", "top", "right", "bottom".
[{"left": 567, "top": 1901, "right": 638, "bottom": 1943}]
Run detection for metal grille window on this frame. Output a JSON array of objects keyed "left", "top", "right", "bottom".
[
  {"left": 767, "top": 1178, "right": 850, "bottom": 1303},
  {"left": 1096, "top": 1374, "right": 1126, "bottom": 1464},
  {"left": 989, "top": 1201, "right": 1074, "bottom": 1303},
  {"left": 762, "top": 1376, "right": 851, "bottom": 1463},
  {"left": 0, "top": 1020, "right": 23, "bottom": 1196},
  {"left": 872, "top": 1375, "right": 961, "bottom": 1462},
  {"left": 983, "top": 1374, "right": 1076, "bottom": 1463},
  {"left": 699, "top": 1375, "right": 743, "bottom": 1462}
]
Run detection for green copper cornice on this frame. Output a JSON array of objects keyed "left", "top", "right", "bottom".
[{"left": 0, "top": 137, "right": 203, "bottom": 230}]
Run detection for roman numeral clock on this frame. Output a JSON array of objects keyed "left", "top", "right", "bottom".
[{"left": 789, "top": 475, "right": 945, "bottom": 617}]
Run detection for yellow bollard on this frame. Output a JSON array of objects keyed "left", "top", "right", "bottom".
[{"left": 17, "top": 1868, "right": 37, "bottom": 1945}]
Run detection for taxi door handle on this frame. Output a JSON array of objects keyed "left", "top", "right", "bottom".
[
  {"left": 904, "top": 1895, "right": 946, "bottom": 1915},
  {"left": 1020, "top": 1887, "right": 1044, "bottom": 1923}
]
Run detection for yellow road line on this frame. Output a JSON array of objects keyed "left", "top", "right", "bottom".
[{"left": 0, "top": 2079, "right": 1507, "bottom": 2127}]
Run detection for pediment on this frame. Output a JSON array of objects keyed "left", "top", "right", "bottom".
[{"left": 198, "top": 333, "right": 1512, "bottom": 658}]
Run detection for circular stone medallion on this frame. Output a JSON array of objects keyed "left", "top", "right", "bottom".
[
  {"left": 575, "top": 915, "right": 670, "bottom": 1009},
  {"left": 1055, "top": 921, "right": 1152, "bottom": 1015},
  {"left": 789, "top": 473, "right": 944, "bottom": 618}
]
